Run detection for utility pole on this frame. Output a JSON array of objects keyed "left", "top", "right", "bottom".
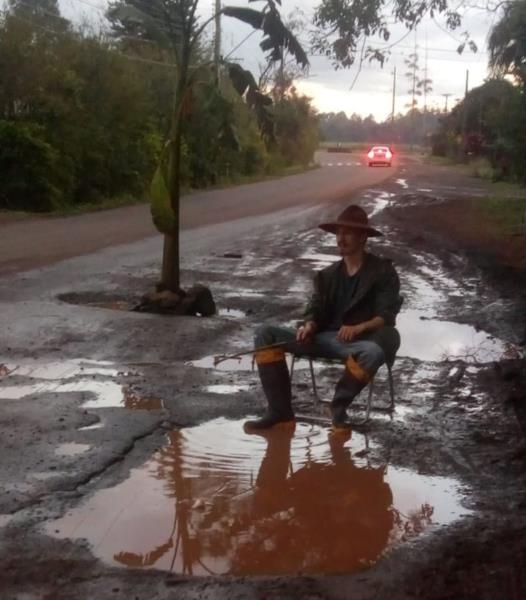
[
  {"left": 423, "top": 32, "right": 428, "bottom": 145},
  {"left": 214, "top": 0, "right": 222, "bottom": 84},
  {"left": 461, "top": 69, "right": 470, "bottom": 161},
  {"left": 442, "top": 93, "right": 452, "bottom": 113},
  {"left": 391, "top": 66, "right": 396, "bottom": 124}
]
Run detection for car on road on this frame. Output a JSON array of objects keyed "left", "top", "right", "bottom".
[{"left": 367, "top": 146, "right": 393, "bottom": 167}]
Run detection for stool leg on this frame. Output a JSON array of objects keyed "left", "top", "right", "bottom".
[
  {"left": 365, "top": 378, "right": 373, "bottom": 422},
  {"left": 351, "top": 378, "right": 373, "bottom": 426},
  {"left": 290, "top": 355, "right": 296, "bottom": 379},
  {"left": 387, "top": 365, "right": 395, "bottom": 411},
  {"left": 309, "top": 359, "right": 321, "bottom": 405}
]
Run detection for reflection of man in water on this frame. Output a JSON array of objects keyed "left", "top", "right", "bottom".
[
  {"left": 245, "top": 205, "right": 402, "bottom": 432},
  {"left": 231, "top": 427, "right": 394, "bottom": 575}
]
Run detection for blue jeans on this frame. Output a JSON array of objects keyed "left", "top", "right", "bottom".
[{"left": 254, "top": 324, "right": 385, "bottom": 378}]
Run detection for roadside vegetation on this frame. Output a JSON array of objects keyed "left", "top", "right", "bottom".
[
  {"left": 319, "top": 108, "right": 440, "bottom": 148},
  {"left": 432, "top": 0, "right": 526, "bottom": 186},
  {"left": 0, "top": 1, "right": 318, "bottom": 215}
]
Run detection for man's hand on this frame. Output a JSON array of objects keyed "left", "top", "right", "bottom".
[
  {"left": 337, "top": 324, "right": 365, "bottom": 342},
  {"left": 296, "top": 321, "right": 317, "bottom": 343}
]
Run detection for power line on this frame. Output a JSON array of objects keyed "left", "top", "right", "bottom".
[{"left": 223, "top": 29, "right": 257, "bottom": 60}]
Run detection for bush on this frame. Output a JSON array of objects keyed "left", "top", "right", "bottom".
[
  {"left": 0, "top": 120, "right": 69, "bottom": 211},
  {"left": 469, "top": 157, "right": 496, "bottom": 180}
]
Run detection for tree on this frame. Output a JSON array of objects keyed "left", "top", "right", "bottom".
[
  {"left": 8, "top": 0, "right": 69, "bottom": 29},
  {"left": 404, "top": 52, "right": 421, "bottom": 111},
  {"left": 488, "top": 0, "right": 526, "bottom": 88},
  {"left": 108, "top": 0, "right": 308, "bottom": 297},
  {"left": 432, "top": 79, "right": 526, "bottom": 179},
  {"left": 312, "top": 0, "right": 476, "bottom": 69}
]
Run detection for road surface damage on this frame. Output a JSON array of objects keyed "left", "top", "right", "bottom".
[{"left": 0, "top": 161, "right": 525, "bottom": 599}]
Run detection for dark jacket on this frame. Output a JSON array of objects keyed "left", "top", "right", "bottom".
[{"left": 303, "top": 253, "right": 402, "bottom": 362}]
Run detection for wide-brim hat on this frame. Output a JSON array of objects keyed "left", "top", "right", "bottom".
[{"left": 318, "top": 204, "right": 382, "bottom": 237}]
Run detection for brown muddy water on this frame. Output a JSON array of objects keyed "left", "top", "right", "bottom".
[{"left": 46, "top": 418, "right": 471, "bottom": 577}]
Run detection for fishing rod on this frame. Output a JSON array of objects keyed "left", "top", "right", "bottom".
[{"left": 213, "top": 342, "right": 290, "bottom": 367}]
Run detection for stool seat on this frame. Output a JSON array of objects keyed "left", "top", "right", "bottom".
[{"left": 290, "top": 355, "right": 396, "bottom": 424}]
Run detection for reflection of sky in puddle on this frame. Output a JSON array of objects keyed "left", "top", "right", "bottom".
[
  {"left": 46, "top": 418, "right": 471, "bottom": 576},
  {"left": 218, "top": 308, "right": 246, "bottom": 319},
  {"left": 396, "top": 179, "right": 409, "bottom": 189},
  {"left": 54, "top": 443, "right": 91, "bottom": 457},
  {"left": 0, "top": 360, "right": 163, "bottom": 410},
  {"left": 297, "top": 251, "right": 340, "bottom": 271},
  {"left": 398, "top": 310, "right": 511, "bottom": 362},
  {"left": 363, "top": 190, "right": 396, "bottom": 217},
  {"left": 223, "top": 290, "right": 265, "bottom": 299},
  {"left": 0, "top": 359, "right": 118, "bottom": 381},
  {"left": 206, "top": 384, "right": 251, "bottom": 394},
  {"left": 299, "top": 252, "right": 340, "bottom": 263},
  {"left": 393, "top": 405, "right": 416, "bottom": 419},
  {"left": 78, "top": 421, "right": 104, "bottom": 431},
  {"left": 190, "top": 355, "right": 313, "bottom": 372}
]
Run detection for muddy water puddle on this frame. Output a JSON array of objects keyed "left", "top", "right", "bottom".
[
  {"left": 206, "top": 384, "right": 251, "bottom": 394},
  {"left": 46, "top": 418, "right": 471, "bottom": 576},
  {"left": 218, "top": 308, "right": 246, "bottom": 319},
  {"left": 362, "top": 190, "right": 396, "bottom": 217},
  {"left": 0, "top": 360, "right": 163, "bottom": 410},
  {"left": 398, "top": 310, "right": 518, "bottom": 363}
]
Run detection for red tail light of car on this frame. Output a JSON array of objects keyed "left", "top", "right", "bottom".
[
  {"left": 385, "top": 150, "right": 393, "bottom": 159},
  {"left": 367, "top": 150, "right": 374, "bottom": 159}
]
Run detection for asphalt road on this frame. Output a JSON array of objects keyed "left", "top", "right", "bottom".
[
  {"left": 1, "top": 155, "right": 525, "bottom": 599},
  {"left": 0, "top": 150, "right": 396, "bottom": 274}
]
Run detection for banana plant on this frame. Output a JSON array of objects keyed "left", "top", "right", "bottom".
[{"left": 108, "top": 0, "right": 308, "bottom": 294}]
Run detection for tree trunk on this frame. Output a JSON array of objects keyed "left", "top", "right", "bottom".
[
  {"left": 161, "top": 233, "right": 180, "bottom": 292},
  {"left": 160, "top": 67, "right": 187, "bottom": 293}
]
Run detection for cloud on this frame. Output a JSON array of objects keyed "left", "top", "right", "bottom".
[{"left": 58, "top": 0, "right": 498, "bottom": 119}]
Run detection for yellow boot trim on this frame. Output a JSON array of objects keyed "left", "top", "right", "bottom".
[
  {"left": 345, "top": 355, "right": 371, "bottom": 384},
  {"left": 255, "top": 347, "right": 286, "bottom": 365}
]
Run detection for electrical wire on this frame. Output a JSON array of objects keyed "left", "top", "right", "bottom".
[{"left": 223, "top": 28, "right": 257, "bottom": 60}]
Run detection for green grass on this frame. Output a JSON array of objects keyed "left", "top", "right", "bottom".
[
  {"left": 476, "top": 195, "right": 526, "bottom": 234},
  {"left": 423, "top": 154, "right": 457, "bottom": 166}
]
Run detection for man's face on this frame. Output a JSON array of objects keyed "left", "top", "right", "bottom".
[{"left": 335, "top": 226, "right": 367, "bottom": 255}]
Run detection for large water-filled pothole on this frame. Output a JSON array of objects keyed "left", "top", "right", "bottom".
[
  {"left": 46, "top": 418, "right": 471, "bottom": 576},
  {"left": 0, "top": 359, "right": 163, "bottom": 410},
  {"left": 397, "top": 310, "right": 519, "bottom": 363}
]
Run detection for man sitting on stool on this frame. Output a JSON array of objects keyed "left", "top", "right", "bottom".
[{"left": 245, "top": 204, "right": 402, "bottom": 432}]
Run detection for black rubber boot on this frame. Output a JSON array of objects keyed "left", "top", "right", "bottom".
[
  {"left": 331, "top": 357, "right": 369, "bottom": 431},
  {"left": 244, "top": 350, "right": 295, "bottom": 432}
]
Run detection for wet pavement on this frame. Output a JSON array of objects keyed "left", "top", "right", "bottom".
[{"left": 0, "top": 155, "right": 525, "bottom": 599}]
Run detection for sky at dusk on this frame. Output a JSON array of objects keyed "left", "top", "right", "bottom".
[{"left": 57, "top": 0, "right": 497, "bottom": 121}]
